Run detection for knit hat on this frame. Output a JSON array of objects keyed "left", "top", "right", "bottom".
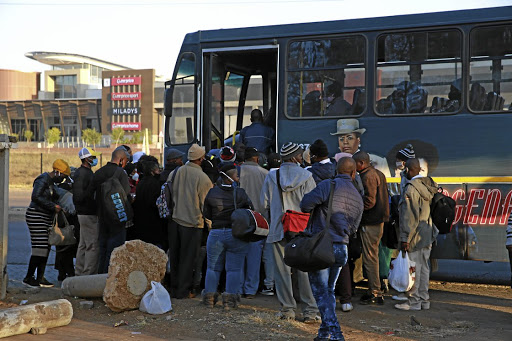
[
  {"left": 396, "top": 144, "right": 415, "bottom": 161},
  {"left": 220, "top": 146, "right": 236, "bottom": 163},
  {"left": 334, "top": 152, "right": 353, "bottom": 162},
  {"left": 244, "top": 147, "right": 259, "bottom": 160},
  {"left": 52, "top": 159, "right": 71, "bottom": 176},
  {"left": 309, "top": 139, "right": 329, "bottom": 158},
  {"left": 166, "top": 148, "right": 184, "bottom": 161},
  {"left": 188, "top": 144, "right": 205, "bottom": 161},
  {"left": 280, "top": 142, "right": 302, "bottom": 160}
]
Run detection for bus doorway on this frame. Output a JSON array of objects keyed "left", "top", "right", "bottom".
[{"left": 202, "top": 47, "right": 277, "bottom": 152}]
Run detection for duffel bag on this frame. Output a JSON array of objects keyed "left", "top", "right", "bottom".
[{"left": 231, "top": 208, "right": 269, "bottom": 242}]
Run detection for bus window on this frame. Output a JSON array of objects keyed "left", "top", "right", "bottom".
[
  {"left": 469, "top": 25, "right": 512, "bottom": 112},
  {"left": 224, "top": 72, "right": 244, "bottom": 139},
  {"left": 286, "top": 36, "right": 366, "bottom": 118},
  {"left": 168, "top": 53, "right": 195, "bottom": 145},
  {"left": 376, "top": 30, "right": 462, "bottom": 115}
]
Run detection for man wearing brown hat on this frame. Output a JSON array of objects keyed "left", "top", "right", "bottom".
[{"left": 167, "top": 143, "right": 213, "bottom": 299}]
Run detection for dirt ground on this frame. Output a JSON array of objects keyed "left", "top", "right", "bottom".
[{"left": 2, "top": 280, "right": 511, "bottom": 341}]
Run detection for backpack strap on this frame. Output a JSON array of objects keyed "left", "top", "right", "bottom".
[
  {"left": 323, "top": 180, "right": 336, "bottom": 232},
  {"left": 276, "top": 169, "right": 285, "bottom": 211},
  {"left": 233, "top": 186, "right": 237, "bottom": 210}
]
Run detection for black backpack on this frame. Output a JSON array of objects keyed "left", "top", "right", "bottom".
[
  {"left": 382, "top": 195, "right": 400, "bottom": 249},
  {"left": 430, "top": 188, "right": 456, "bottom": 234},
  {"left": 100, "top": 168, "right": 133, "bottom": 228}
]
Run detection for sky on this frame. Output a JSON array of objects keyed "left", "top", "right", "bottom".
[{"left": 1, "top": 0, "right": 511, "bottom": 80}]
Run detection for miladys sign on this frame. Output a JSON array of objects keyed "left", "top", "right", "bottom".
[{"left": 110, "top": 107, "right": 140, "bottom": 115}]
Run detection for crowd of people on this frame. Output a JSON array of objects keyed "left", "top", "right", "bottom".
[{"left": 23, "top": 111, "right": 508, "bottom": 341}]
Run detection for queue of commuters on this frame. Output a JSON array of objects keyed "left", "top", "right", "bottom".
[{"left": 24, "top": 115, "right": 505, "bottom": 341}]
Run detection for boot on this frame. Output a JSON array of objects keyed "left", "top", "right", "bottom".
[
  {"left": 222, "top": 293, "right": 238, "bottom": 311},
  {"left": 201, "top": 291, "right": 218, "bottom": 308}
]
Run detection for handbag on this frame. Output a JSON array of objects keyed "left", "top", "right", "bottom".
[
  {"left": 231, "top": 187, "right": 270, "bottom": 242},
  {"left": 48, "top": 212, "right": 77, "bottom": 246},
  {"left": 276, "top": 169, "right": 310, "bottom": 239},
  {"left": 283, "top": 180, "right": 336, "bottom": 272}
]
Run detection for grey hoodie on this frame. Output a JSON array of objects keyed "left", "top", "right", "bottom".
[
  {"left": 399, "top": 176, "right": 439, "bottom": 252},
  {"left": 261, "top": 162, "right": 316, "bottom": 243}
]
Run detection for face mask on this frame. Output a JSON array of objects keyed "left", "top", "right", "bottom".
[
  {"left": 131, "top": 173, "right": 139, "bottom": 181},
  {"left": 89, "top": 158, "right": 98, "bottom": 167},
  {"left": 220, "top": 171, "right": 238, "bottom": 187}
]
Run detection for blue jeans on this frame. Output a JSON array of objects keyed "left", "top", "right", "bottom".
[
  {"left": 98, "top": 228, "right": 126, "bottom": 274},
  {"left": 240, "top": 239, "right": 264, "bottom": 295},
  {"left": 308, "top": 243, "right": 348, "bottom": 341},
  {"left": 205, "top": 228, "right": 249, "bottom": 294}
]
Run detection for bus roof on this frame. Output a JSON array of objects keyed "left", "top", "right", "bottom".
[{"left": 183, "top": 6, "right": 512, "bottom": 44}]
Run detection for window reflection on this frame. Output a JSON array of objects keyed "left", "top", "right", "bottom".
[{"left": 170, "top": 53, "right": 195, "bottom": 145}]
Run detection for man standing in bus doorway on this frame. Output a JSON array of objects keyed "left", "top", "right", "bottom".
[
  {"left": 168, "top": 144, "right": 213, "bottom": 299},
  {"left": 239, "top": 109, "right": 275, "bottom": 155},
  {"left": 353, "top": 151, "right": 389, "bottom": 305},
  {"left": 395, "top": 158, "right": 438, "bottom": 311},
  {"left": 261, "top": 142, "right": 319, "bottom": 322}
]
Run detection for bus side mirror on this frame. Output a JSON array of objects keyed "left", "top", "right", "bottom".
[{"left": 164, "top": 87, "right": 173, "bottom": 117}]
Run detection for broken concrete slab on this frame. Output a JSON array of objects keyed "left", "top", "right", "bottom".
[
  {"left": 103, "top": 240, "right": 167, "bottom": 312},
  {"left": 61, "top": 274, "right": 108, "bottom": 298},
  {"left": 0, "top": 299, "right": 73, "bottom": 338}
]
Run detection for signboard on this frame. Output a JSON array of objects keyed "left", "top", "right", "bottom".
[
  {"left": 111, "top": 92, "right": 141, "bottom": 100},
  {"left": 111, "top": 107, "right": 140, "bottom": 115},
  {"left": 111, "top": 76, "right": 142, "bottom": 86},
  {"left": 111, "top": 122, "right": 141, "bottom": 131}
]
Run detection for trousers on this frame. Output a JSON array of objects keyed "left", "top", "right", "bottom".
[
  {"left": 75, "top": 215, "right": 99, "bottom": 276},
  {"left": 361, "top": 223, "right": 384, "bottom": 296}
]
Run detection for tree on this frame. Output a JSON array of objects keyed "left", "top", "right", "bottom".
[
  {"left": 24, "top": 129, "right": 33, "bottom": 142},
  {"left": 45, "top": 127, "right": 61, "bottom": 149},
  {"left": 82, "top": 128, "right": 102, "bottom": 148},
  {"left": 130, "top": 131, "right": 143, "bottom": 144},
  {"left": 111, "top": 127, "right": 125, "bottom": 147}
]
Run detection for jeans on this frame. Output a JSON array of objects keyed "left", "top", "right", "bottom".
[
  {"left": 240, "top": 239, "right": 264, "bottom": 295},
  {"left": 308, "top": 243, "right": 348, "bottom": 341},
  {"left": 262, "top": 241, "right": 275, "bottom": 289},
  {"left": 98, "top": 227, "right": 126, "bottom": 274},
  {"left": 205, "top": 228, "right": 249, "bottom": 294}
]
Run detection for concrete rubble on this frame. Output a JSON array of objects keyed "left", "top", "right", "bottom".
[
  {"left": 62, "top": 273, "right": 108, "bottom": 298},
  {"left": 103, "top": 240, "right": 167, "bottom": 312}
]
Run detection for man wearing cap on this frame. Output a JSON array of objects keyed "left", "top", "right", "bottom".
[
  {"left": 261, "top": 142, "right": 319, "bottom": 322},
  {"left": 330, "top": 119, "right": 390, "bottom": 177},
  {"left": 239, "top": 147, "right": 270, "bottom": 298},
  {"left": 73, "top": 147, "right": 100, "bottom": 276},
  {"left": 160, "top": 148, "right": 184, "bottom": 183},
  {"left": 239, "top": 109, "right": 275, "bottom": 155},
  {"left": 168, "top": 143, "right": 213, "bottom": 299}
]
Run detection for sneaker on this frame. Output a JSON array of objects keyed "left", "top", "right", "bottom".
[
  {"left": 260, "top": 286, "right": 274, "bottom": 296},
  {"left": 276, "top": 311, "right": 295, "bottom": 320},
  {"left": 360, "top": 294, "right": 384, "bottom": 305},
  {"left": 302, "top": 316, "right": 321, "bottom": 324},
  {"left": 394, "top": 302, "right": 421, "bottom": 311},
  {"left": 38, "top": 277, "right": 54, "bottom": 288},
  {"left": 243, "top": 294, "right": 256, "bottom": 299},
  {"left": 23, "top": 276, "right": 40, "bottom": 288},
  {"left": 421, "top": 301, "right": 430, "bottom": 310},
  {"left": 392, "top": 294, "right": 409, "bottom": 301},
  {"left": 341, "top": 303, "right": 354, "bottom": 312}
]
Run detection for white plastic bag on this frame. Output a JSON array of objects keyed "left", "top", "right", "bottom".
[
  {"left": 388, "top": 251, "right": 416, "bottom": 292},
  {"left": 139, "top": 281, "right": 172, "bottom": 314}
]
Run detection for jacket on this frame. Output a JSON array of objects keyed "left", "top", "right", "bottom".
[
  {"left": 160, "top": 162, "right": 179, "bottom": 184},
  {"left": 239, "top": 161, "right": 269, "bottom": 214},
  {"left": 169, "top": 161, "right": 213, "bottom": 228},
  {"left": 261, "top": 162, "right": 316, "bottom": 243},
  {"left": 239, "top": 122, "right": 275, "bottom": 155},
  {"left": 399, "top": 176, "right": 439, "bottom": 252},
  {"left": 507, "top": 211, "right": 512, "bottom": 247},
  {"left": 359, "top": 165, "right": 389, "bottom": 225},
  {"left": 203, "top": 182, "right": 253, "bottom": 229},
  {"left": 72, "top": 165, "right": 96, "bottom": 215},
  {"left": 131, "top": 174, "right": 166, "bottom": 246},
  {"left": 308, "top": 160, "right": 336, "bottom": 184},
  {"left": 300, "top": 174, "right": 363, "bottom": 244},
  {"left": 29, "top": 172, "right": 58, "bottom": 214}
]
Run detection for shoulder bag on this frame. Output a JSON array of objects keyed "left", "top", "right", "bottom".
[
  {"left": 231, "top": 187, "right": 269, "bottom": 242},
  {"left": 276, "top": 169, "right": 310, "bottom": 241},
  {"left": 284, "top": 180, "right": 336, "bottom": 272},
  {"left": 49, "top": 211, "right": 77, "bottom": 246}
]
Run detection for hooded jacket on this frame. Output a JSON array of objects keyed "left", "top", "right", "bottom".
[
  {"left": 260, "top": 162, "right": 316, "bottom": 243},
  {"left": 203, "top": 182, "right": 253, "bottom": 229},
  {"left": 239, "top": 161, "right": 268, "bottom": 214},
  {"left": 308, "top": 160, "right": 336, "bottom": 184},
  {"left": 300, "top": 174, "right": 363, "bottom": 244},
  {"left": 399, "top": 176, "right": 439, "bottom": 252}
]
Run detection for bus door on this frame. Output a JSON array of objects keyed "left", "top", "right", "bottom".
[{"left": 202, "top": 46, "right": 278, "bottom": 152}]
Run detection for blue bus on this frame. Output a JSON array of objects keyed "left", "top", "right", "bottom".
[{"left": 164, "top": 6, "right": 512, "bottom": 262}]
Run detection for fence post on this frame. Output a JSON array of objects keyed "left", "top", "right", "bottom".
[{"left": 40, "top": 153, "right": 43, "bottom": 174}]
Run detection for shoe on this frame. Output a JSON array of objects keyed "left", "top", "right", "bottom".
[
  {"left": 360, "top": 294, "right": 384, "bottom": 305},
  {"left": 421, "top": 301, "right": 430, "bottom": 310},
  {"left": 381, "top": 279, "right": 389, "bottom": 293},
  {"left": 23, "top": 276, "right": 40, "bottom": 288},
  {"left": 302, "top": 316, "right": 321, "bottom": 324},
  {"left": 260, "top": 286, "right": 274, "bottom": 296},
  {"left": 201, "top": 291, "right": 219, "bottom": 308},
  {"left": 243, "top": 294, "right": 256, "bottom": 299},
  {"left": 276, "top": 311, "right": 295, "bottom": 320},
  {"left": 392, "top": 294, "right": 409, "bottom": 301},
  {"left": 394, "top": 303, "right": 420, "bottom": 311},
  {"left": 341, "top": 303, "right": 353, "bottom": 312},
  {"left": 38, "top": 277, "right": 54, "bottom": 288},
  {"left": 313, "top": 338, "right": 329, "bottom": 341},
  {"left": 221, "top": 293, "right": 239, "bottom": 311}
]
